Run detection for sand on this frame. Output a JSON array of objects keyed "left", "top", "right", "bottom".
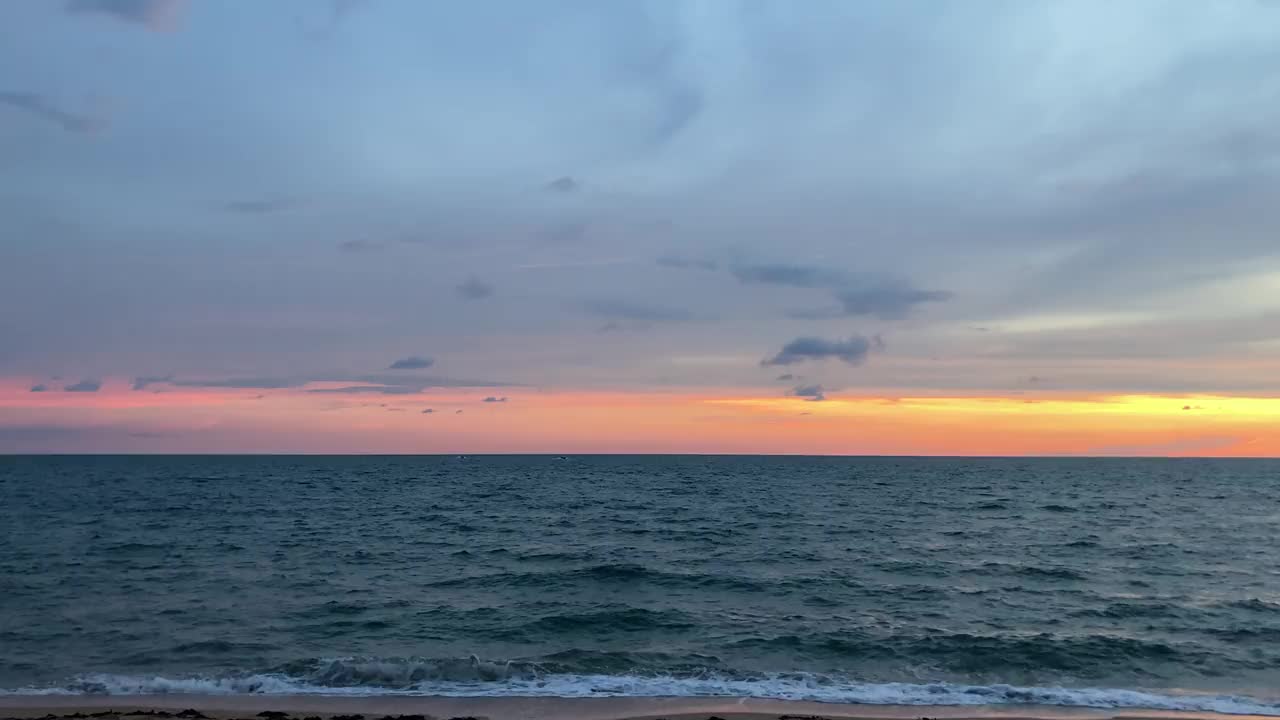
[{"left": 0, "top": 696, "right": 1267, "bottom": 720}]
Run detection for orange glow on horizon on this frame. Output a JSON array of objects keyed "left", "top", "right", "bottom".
[{"left": 1, "top": 378, "right": 1278, "bottom": 456}]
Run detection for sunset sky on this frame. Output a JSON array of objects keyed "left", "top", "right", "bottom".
[{"left": 2, "top": 0, "right": 1279, "bottom": 455}]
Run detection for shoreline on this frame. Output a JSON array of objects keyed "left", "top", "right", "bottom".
[{"left": 1, "top": 697, "right": 1275, "bottom": 720}]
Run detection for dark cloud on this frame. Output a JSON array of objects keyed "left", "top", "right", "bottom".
[
  {"left": 762, "top": 336, "right": 873, "bottom": 367},
  {"left": 730, "top": 262, "right": 847, "bottom": 289},
  {"left": 787, "top": 285, "right": 952, "bottom": 321},
  {"left": 29, "top": 384, "right": 47, "bottom": 392},
  {"left": 339, "top": 239, "right": 385, "bottom": 253},
  {"left": 455, "top": 410, "right": 463, "bottom": 414},
  {"left": 63, "top": 379, "right": 102, "bottom": 392},
  {"left": 775, "top": 374, "right": 794, "bottom": 382},
  {"left": 791, "top": 384, "right": 827, "bottom": 401},
  {"left": 456, "top": 276, "right": 494, "bottom": 300},
  {"left": 545, "top": 176, "right": 579, "bottom": 193},
  {"left": 355, "top": 373, "right": 512, "bottom": 387},
  {"left": 656, "top": 254, "right": 718, "bottom": 271},
  {"left": 65, "top": 0, "right": 185, "bottom": 31},
  {"left": 483, "top": 396, "right": 508, "bottom": 403},
  {"left": 833, "top": 286, "right": 953, "bottom": 320},
  {"left": 0, "top": 91, "right": 106, "bottom": 134},
  {"left": 309, "top": 385, "right": 419, "bottom": 395},
  {"left": 389, "top": 356, "right": 434, "bottom": 370},
  {"left": 421, "top": 408, "right": 434, "bottom": 414},
  {"left": 306, "top": 373, "right": 514, "bottom": 395},
  {"left": 224, "top": 198, "right": 292, "bottom": 215},
  {"left": 173, "top": 377, "right": 304, "bottom": 389},
  {"left": 727, "top": 261, "right": 951, "bottom": 320},
  {"left": 131, "top": 375, "right": 172, "bottom": 390},
  {"left": 579, "top": 298, "right": 695, "bottom": 323}
]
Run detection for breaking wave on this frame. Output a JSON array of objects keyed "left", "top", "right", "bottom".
[{"left": 5, "top": 658, "right": 1280, "bottom": 716}]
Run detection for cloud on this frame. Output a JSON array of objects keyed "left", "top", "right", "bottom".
[
  {"left": 762, "top": 336, "right": 873, "bottom": 367},
  {"left": 421, "top": 408, "right": 434, "bottom": 414},
  {"left": 729, "top": 262, "right": 848, "bottom": 289},
  {"left": 726, "top": 262, "right": 951, "bottom": 320},
  {"left": 131, "top": 375, "right": 173, "bottom": 390},
  {"left": 483, "top": 396, "right": 508, "bottom": 403},
  {"left": 775, "top": 374, "right": 794, "bottom": 382},
  {"left": 545, "top": 176, "right": 579, "bottom": 193},
  {"left": 339, "top": 239, "right": 385, "bottom": 253},
  {"left": 456, "top": 276, "right": 494, "bottom": 300},
  {"left": 63, "top": 379, "right": 102, "bottom": 392},
  {"left": 305, "top": 373, "right": 514, "bottom": 395},
  {"left": 0, "top": 91, "right": 106, "bottom": 134},
  {"left": 29, "top": 384, "right": 48, "bottom": 392},
  {"left": 65, "top": 0, "right": 185, "bottom": 32},
  {"left": 224, "top": 198, "right": 292, "bottom": 215},
  {"left": 10, "top": 1, "right": 1279, "bottom": 409},
  {"left": 791, "top": 384, "right": 826, "bottom": 401},
  {"left": 389, "top": 356, "right": 434, "bottom": 370},
  {"left": 657, "top": 254, "right": 718, "bottom": 271},
  {"left": 309, "top": 385, "right": 420, "bottom": 395},
  {"left": 578, "top": 298, "right": 696, "bottom": 323},
  {"left": 455, "top": 410, "right": 463, "bottom": 414},
  {"left": 831, "top": 286, "right": 953, "bottom": 320},
  {"left": 173, "top": 377, "right": 304, "bottom": 389}
]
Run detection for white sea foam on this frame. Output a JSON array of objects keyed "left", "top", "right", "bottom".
[{"left": 5, "top": 674, "right": 1280, "bottom": 716}]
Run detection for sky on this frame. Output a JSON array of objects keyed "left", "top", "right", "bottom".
[{"left": 2, "top": 0, "right": 1279, "bottom": 455}]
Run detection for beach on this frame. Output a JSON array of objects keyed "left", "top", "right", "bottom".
[{"left": 1, "top": 697, "right": 1270, "bottom": 720}]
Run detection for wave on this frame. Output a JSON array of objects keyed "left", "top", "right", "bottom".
[
  {"left": 424, "top": 564, "right": 770, "bottom": 592},
  {"left": 6, "top": 668, "right": 1280, "bottom": 716},
  {"left": 727, "top": 630, "right": 1204, "bottom": 675}
]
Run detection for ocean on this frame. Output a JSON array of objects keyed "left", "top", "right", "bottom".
[{"left": 2, "top": 455, "right": 1279, "bottom": 714}]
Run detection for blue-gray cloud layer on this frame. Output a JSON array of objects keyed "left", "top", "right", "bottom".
[{"left": 3, "top": 1, "right": 1280, "bottom": 394}]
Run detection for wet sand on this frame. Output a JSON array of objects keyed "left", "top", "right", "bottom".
[{"left": 0, "top": 696, "right": 1270, "bottom": 720}]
